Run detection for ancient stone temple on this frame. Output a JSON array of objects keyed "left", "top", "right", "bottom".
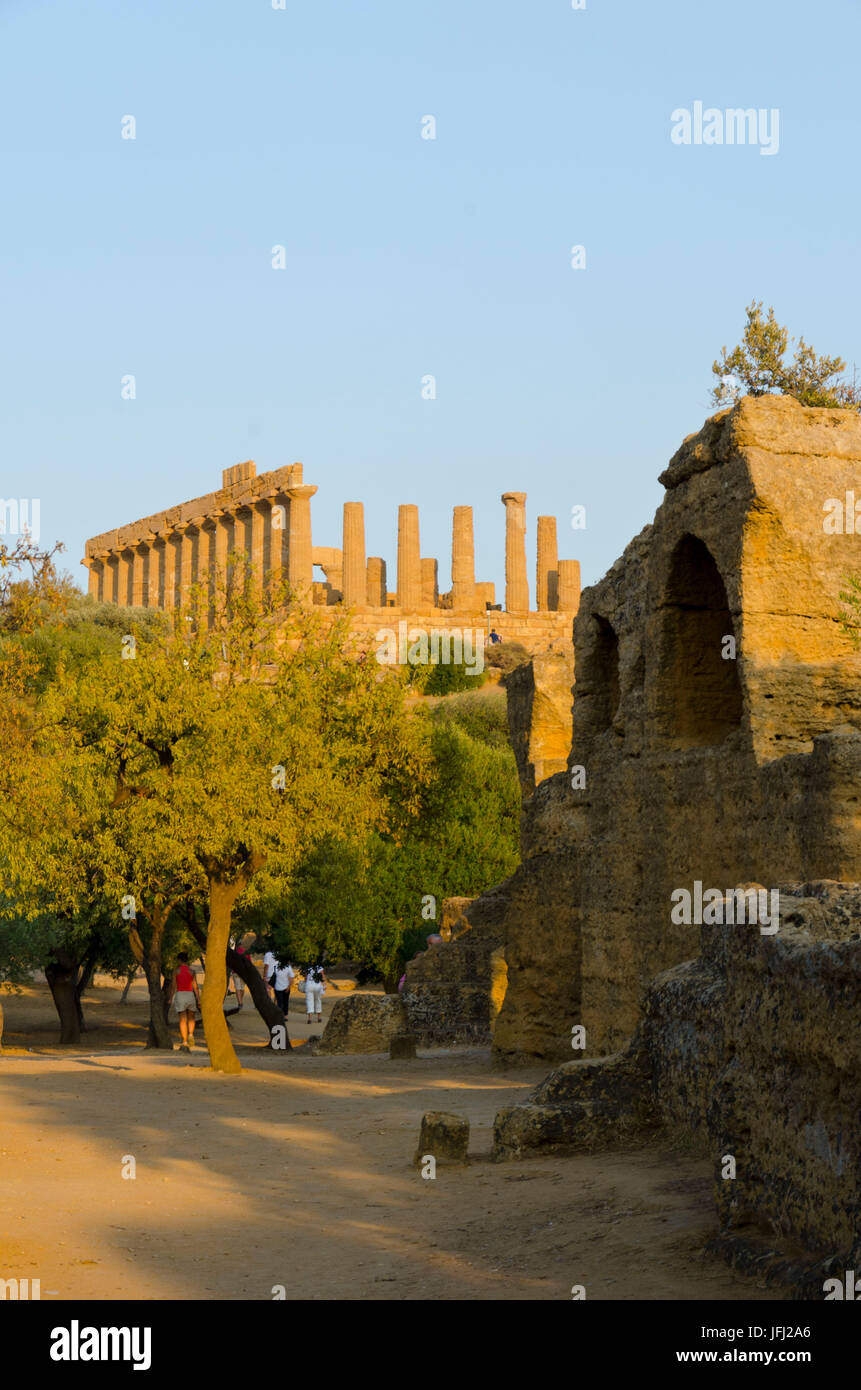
[{"left": 82, "top": 462, "right": 581, "bottom": 654}]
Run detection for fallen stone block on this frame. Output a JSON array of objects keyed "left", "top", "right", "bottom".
[
  {"left": 414, "top": 1111, "right": 469, "bottom": 1166},
  {"left": 316, "top": 993, "right": 406, "bottom": 1055}
]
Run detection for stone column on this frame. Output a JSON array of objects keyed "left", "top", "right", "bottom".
[
  {"left": 421, "top": 558, "right": 439, "bottom": 609},
  {"left": 83, "top": 557, "right": 100, "bottom": 600},
  {"left": 214, "top": 510, "right": 231, "bottom": 588},
  {"left": 366, "top": 557, "right": 387, "bottom": 607},
  {"left": 342, "top": 502, "right": 366, "bottom": 610},
  {"left": 557, "top": 559, "right": 581, "bottom": 613},
  {"left": 397, "top": 504, "right": 421, "bottom": 610},
  {"left": 179, "top": 526, "right": 195, "bottom": 609},
  {"left": 116, "top": 549, "right": 133, "bottom": 607},
  {"left": 268, "top": 497, "right": 288, "bottom": 587},
  {"left": 250, "top": 503, "right": 266, "bottom": 598},
  {"left": 536, "top": 516, "right": 558, "bottom": 612},
  {"left": 131, "top": 545, "right": 147, "bottom": 607},
  {"left": 285, "top": 484, "right": 317, "bottom": 600},
  {"left": 106, "top": 553, "right": 119, "bottom": 604},
  {"left": 162, "top": 530, "right": 178, "bottom": 610},
  {"left": 146, "top": 538, "right": 161, "bottom": 608},
  {"left": 501, "top": 492, "right": 528, "bottom": 613},
  {"left": 451, "top": 506, "right": 476, "bottom": 610}
]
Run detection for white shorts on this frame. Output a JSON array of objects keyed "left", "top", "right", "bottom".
[
  {"left": 305, "top": 984, "right": 323, "bottom": 1012},
  {"left": 173, "top": 990, "right": 196, "bottom": 1014}
]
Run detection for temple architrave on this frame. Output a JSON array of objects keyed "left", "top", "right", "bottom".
[{"left": 82, "top": 461, "right": 580, "bottom": 654}]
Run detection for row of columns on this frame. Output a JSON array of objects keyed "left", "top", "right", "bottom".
[
  {"left": 83, "top": 486, "right": 317, "bottom": 609},
  {"left": 86, "top": 482, "right": 579, "bottom": 618}
]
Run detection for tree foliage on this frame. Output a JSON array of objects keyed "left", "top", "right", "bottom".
[
  {"left": 265, "top": 690, "right": 520, "bottom": 987},
  {"left": 2, "top": 557, "right": 432, "bottom": 1069},
  {"left": 711, "top": 301, "right": 860, "bottom": 411}
]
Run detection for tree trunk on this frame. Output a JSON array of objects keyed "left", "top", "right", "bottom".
[
  {"left": 130, "top": 909, "right": 173, "bottom": 1049},
  {"left": 119, "top": 967, "right": 137, "bottom": 1004},
  {"left": 143, "top": 960, "right": 172, "bottom": 1049},
  {"left": 45, "top": 952, "right": 82, "bottom": 1044},
  {"left": 74, "top": 943, "right": 99, "bottom": 1033},
  {"left": 201, "top": 878, "right": 243, "bottom": 1073},
  {"left": 191, "top": 924, "right": 289, "bottom": 1049}
]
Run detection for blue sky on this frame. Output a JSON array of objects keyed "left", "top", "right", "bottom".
[{"left": 2, "top": 0, "right": 860, "bottom": 597}]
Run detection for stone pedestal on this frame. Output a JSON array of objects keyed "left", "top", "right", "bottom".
[
  {"left": 413, "top": 1112, "right": 470, "bottom": 1166},
  {"left": 397, "top": 504, "right": 422, "bottom": 610},
  {"left": 557, "top": 559, "right": 581, "bottom": 613},
  {"left": 537, "top": 515, "right": 558, "bottom": 612},
  {"left": 502, "top": 492, "right": 529, "bottom": 614},
  {"left": 342, "top": 502, "right": 366, "bottom": 609},
  {"left": 451, "top": 505, "right": 476, "bottom": 609}
]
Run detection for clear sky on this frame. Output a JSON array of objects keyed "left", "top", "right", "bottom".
[{"left": 2, "top": 0, "right": 860, "bottom": 598}]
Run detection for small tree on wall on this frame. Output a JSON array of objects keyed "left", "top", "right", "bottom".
[{"left": 712, "top": 301, "right": 860, "bottom": 410}]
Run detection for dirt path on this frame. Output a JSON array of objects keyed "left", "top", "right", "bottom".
[{"left": 0, "top": 977, "right": 779, "bottom": 1301}]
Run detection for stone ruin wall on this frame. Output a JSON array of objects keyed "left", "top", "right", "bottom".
[
  {"left": 82, "top": 461, "right": 580, "bottom": 658},
  {"left": 477, "top": 394, "right": 861, "bottom": 1064},
  {"left": 422, "top": 394, "right": 861, "bottom": 1284}
]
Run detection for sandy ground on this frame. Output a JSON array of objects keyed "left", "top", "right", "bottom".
[{"left": 0, "top": 976, "right": 780, "bottom": 1301}]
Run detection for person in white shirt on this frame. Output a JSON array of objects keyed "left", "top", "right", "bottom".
[
  {"left": 303, "top": 962, "right": 326, "bottom": 1024},
  {"left": 262, "top": 948, "right": 278, "bottom": 996},
  {"left": 272, "top": 957, "right": 295, "bottom": 1015}
]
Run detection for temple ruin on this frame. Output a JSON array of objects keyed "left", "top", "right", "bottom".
[{"left": 82, "top": 461, "right": 580, "bottom": 654}]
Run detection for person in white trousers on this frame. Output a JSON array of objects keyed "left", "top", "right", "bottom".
[{"left": 304, "top": 963, "right": 326, "bottom": 1023}]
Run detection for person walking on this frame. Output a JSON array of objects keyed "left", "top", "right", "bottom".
[
  {"left": 229, "top": 938, "right": 247, "bottom": 1009},
  {"left": 273, "top": 956, "right": 295, "bottom": 1015},
  {"left": 303, "top": 962, "right": 326, "bottom": 1024},
  {"left": 262, "top": 944, "right": 278, "bottom": 997},
  {"left": 170, "top": 952, "right": 201, "bottom": 1052}
]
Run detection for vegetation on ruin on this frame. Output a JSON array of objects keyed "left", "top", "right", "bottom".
[{"left": 711, "top": 301, "right": 860, "bottom": 411}]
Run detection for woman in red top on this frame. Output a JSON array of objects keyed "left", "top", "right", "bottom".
[{"left": 170, "top": 952, "right": 201, "bottom": 1052}]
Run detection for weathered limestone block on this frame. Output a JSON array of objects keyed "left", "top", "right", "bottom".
[
  {"left": 492, "top": 1048, "right": 657, "bottom": 1159},
  {"left": 503, "top": 651, "right": 575, "bottom": 796},
  {"left": 439, "top": 896, "right": 474, "bottom": 941},
  {"left": 414, "top": 1112, "right": 469, "bottom": 1166},
  {"left": 316, "top": 993, "right": 406, "bottom": 1055},
  {"left": 403, "top": 885, "right": 512, "bottom": 1046}
]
